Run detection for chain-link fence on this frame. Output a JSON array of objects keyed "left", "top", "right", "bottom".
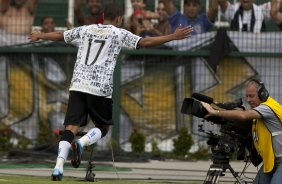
[{"left": 1, "top": 29, "right": 282, "bottom": 154}]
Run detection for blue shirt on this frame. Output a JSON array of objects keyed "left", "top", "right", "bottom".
[{"left": 168, "top": 10, "right": 213, "bottom": 35}]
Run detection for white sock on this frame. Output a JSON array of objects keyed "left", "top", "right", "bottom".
[
  {"left": 54, "top": 141, "right": 71, "bottom": 173},
  {"left": 79, "top": 128, "right": 102, "bottom": 147}
]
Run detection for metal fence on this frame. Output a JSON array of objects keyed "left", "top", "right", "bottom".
[{"left": 1, "top": 29, "right": 282, "bottom": 154}]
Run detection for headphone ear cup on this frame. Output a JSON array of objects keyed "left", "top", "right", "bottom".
[
  {"left": 250, "top": 79, "right": 269, "bottom": 101},
  {"left": 258, "top": 88, "right": 269, "bottom": 101}
]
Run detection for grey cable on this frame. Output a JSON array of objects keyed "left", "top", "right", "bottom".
[{"left": 110, "top": 140, "right": 121, "bottom": 180}]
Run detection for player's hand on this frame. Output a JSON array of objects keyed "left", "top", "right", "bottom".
[
  {"left": 28, "top": 31, "right": 41, "bottom": 42},
  {"left": 173, "top": 25, "right": 193, "bottom": 40}
]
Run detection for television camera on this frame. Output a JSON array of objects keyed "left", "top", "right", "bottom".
[{"left": 181, "top": 93, "right": 260, "bottom": 184}]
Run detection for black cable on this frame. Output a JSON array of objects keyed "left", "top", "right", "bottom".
[{"left": 238, "top": 156, "right": 255, "bottom": 183}]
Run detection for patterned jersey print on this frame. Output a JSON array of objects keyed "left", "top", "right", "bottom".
[{"left": 64, "top": 24, "right": 142, "bottom": 97}]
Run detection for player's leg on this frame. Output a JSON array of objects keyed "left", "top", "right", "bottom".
[
  {"left": 71, "top": 94, "right": 113, "bottom": 168},
  {"left": 76, "top": 124, "right": 110, "bottom": 147},
  {"left": 51, "top": 125, "right": 79, "bottom": 180},
  {"left": 51, "top": 91, "right": 88, "bottom": 180},
  {"left": 71, "top": 124, "right": 110, "bottom": 167}
]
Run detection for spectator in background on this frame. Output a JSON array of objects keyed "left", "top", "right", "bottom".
[
  {"left": 271, "top": 0, "right": 282, "bottom": 27},
  {"left": 126, "top": 1, "right": 172, "bottom": 37},
  {"left": 130, "top": 0, "right": 158, "bottom": 19},
  {"left": 74, "top": 0, "right": 104, "bottom": 25},
  {"left": 160, "top": 0, "right": 215, "bottom": 34},
  {"left": 209, "top": 0, "right": 271, "bottom": 32},
  {"left": 131, "top": 0, "right": 145, "bottom": 11},
  {"left": 154, "top": 1, "right": 172, "bottom": 35},
  {"left": 41, "top": 16, "right": 56, "bottom": 33},
  {"left": 41, "top": 16, "right": 73, "bottom": 33},
  {"left": 0, "top": 0, "right": 38, "bottom": 46},
  {"left": 0, "top": 0, "right": 38, "bottom": 34},
  {"left": 126, "top": 9, "right": 156, "bottom": 37}
]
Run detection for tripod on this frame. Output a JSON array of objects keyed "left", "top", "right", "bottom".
[
  {"left": 84, "top": 143, "right": 96, "bottom": 182},
  {"left": 203, "top": 157, "right": 247, "bottom": 184},
  {"left": 75, "top": 132, "right": 96, "bottom": 182}
]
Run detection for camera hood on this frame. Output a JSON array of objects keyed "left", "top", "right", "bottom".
[{"left": 181, "top": 98, "right": 207, "bottom": 118}]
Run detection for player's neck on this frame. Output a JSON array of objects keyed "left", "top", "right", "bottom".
[{"left": 103, "top": 20, "right": 117, "bottom": 27}]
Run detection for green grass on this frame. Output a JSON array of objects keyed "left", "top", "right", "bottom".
[
  {"left": 0, "top": 163, "right": 131, "bottom": 172},
  {"left": 0, "top": 175, "right": 201, "bottom": 184}
]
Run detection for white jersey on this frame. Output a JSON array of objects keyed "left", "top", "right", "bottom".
[{"left": 64, "top": 24, "right": 142, "bottom": 97}]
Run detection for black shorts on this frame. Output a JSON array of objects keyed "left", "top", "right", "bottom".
[{"left": 64, "top": 91, "right": 113, "bottom": 126}]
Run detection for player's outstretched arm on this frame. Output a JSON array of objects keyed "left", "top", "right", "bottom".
[
  {"left": 138, "top": 25, "right": 193, "bottom": 47},
  {"left": 28, "top": 31, "right": 64, "bottom": 42}
]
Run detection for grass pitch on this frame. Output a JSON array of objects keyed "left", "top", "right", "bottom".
[{"left": 0, "top": 175, "right": 201, "bottom": 184}]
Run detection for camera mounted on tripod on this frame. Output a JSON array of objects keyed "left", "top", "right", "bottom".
[
  {"left": 181, "top": 93, "right": 251, "bottom": 160},
  {"left": 180, "top": 93, "right": 259, "bottom": 183}
]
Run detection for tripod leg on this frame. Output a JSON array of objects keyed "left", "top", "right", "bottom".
[
  {"left": 84, "top": 144, "right": 96, "bottom": 182},
  {"left": 227, "top": 165, "right": 246, "bottom": 184},
  {"left": 204, "top": 165, "right": 223, "bottom": 184}
]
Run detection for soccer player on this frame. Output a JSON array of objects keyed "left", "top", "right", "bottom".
[{"left": 28, "top": 3, "right": 193, "bottom": 181}]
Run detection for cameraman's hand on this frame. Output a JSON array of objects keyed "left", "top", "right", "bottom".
[{"left": 201, "top": 102, "right": 219, "bottom": 118}]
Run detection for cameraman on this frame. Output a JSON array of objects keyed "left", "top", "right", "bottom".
[{"left": 201, "top": 79, "right": 282, "bottom": 184}]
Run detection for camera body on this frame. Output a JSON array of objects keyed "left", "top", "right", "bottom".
[{"left": 181, "top": 95, "right": 257, "bottom": 164}]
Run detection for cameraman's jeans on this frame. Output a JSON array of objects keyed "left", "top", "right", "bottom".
[{"left": 254, "top": 157, "right": 282, "bottom": 184}]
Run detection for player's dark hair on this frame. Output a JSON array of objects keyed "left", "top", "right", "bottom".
[{"left": 104, "top": 3, "right": 124, "bottom": 21}]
